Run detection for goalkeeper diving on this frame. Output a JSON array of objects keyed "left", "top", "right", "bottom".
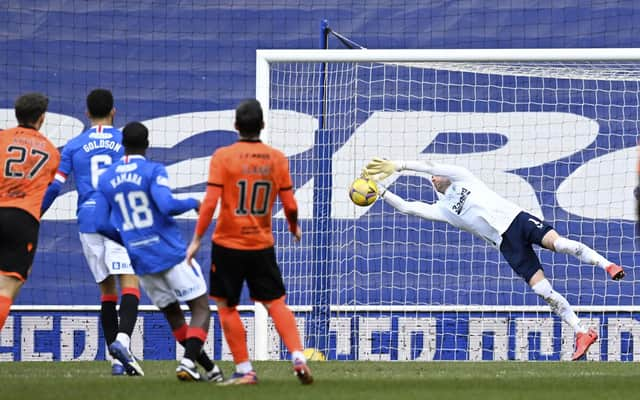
[{"left": 364, "top": 157, "right": 625, "bottom": 360}]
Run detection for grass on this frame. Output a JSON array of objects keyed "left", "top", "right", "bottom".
[{"left": 1, "top": 360, "right": 639, "bottom": 400}]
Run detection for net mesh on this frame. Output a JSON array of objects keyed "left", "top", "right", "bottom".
[{"left": 266, "top": 59, "right": 638, "bottom": 360}]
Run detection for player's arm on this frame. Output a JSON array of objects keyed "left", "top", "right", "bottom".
[
  {"left": 277, "top": 155, "right": 301, "bottom": 241},
  {"left": 365, "top": 157, "right": 475, "bottom": 182},
  {"left": 279, "top": 188, "right": 301, "bottom": 241},
  {"left": 41, "top": 145, "right": 71, "bottom": 215},
  {"left": 149, "top": 166, "right": 199, "bottom": 216},
  {"left": 93, "top": 191, "right": 123, "bottom": 245},
  {"left": 379, "top": 186, "right": 448, "bottom": 222},
  {"left": 187, "top": 154, "right": 222, "bottom": 264}
]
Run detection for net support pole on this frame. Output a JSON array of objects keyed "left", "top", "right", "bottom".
[
  {"left": 254, "top": 54, "right": 271, "bottom": 360},
  {"left": 306, "top": 19, "right": 333, "bottom": 353}
]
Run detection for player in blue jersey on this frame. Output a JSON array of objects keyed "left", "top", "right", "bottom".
[
  {"left": 93, "top": 121, "right": 223, "bottom": 382},
  {"left": 41, "top": 89, "right": 142, "bottom": 376}
]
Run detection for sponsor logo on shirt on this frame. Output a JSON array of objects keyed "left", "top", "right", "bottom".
[{"left": 452, "top": 187, "right": 471, "bottom": 215}]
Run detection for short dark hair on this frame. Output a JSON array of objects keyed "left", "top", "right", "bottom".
[
  {"left": 86, "top": 89, "right": 114, "bottom": 118},
  {"left": 235, "top": 98, "right": 263, "bottom": 136},
  {"left": 15, "top": 92, "right": 48, "bottom": 126},
  {"left": 122, "top": 121, "right": 149, "bottom": 152}
]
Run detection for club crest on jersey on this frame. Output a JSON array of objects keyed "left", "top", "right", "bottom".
[
  {"left": 88, "top": 131, "right": 114, "bottom": 139},
  {"left": 115, "top": 163, "right": 138, "bottom": 173}
]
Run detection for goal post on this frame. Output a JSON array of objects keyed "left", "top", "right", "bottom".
[{"left": 256, "top": 49, "right": 640, "bottom": 361}]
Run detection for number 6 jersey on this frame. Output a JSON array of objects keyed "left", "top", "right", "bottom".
[{"left": 0, "top": 125, "right": 60, "bottom": 221}]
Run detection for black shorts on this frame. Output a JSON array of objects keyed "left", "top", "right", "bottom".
[
  {"left": 0, "top": 207, "right": 39, "bottom": 281},
  {"left": 210, "top": 243, "right": 286, "bottom": 307},
  {"left": 499, "top": 211, "right": 553, "bottom": 283}
]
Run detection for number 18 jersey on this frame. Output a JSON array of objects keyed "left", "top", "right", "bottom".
[{"left": 97, "top": 155, "right": 198, "bottom": 275}]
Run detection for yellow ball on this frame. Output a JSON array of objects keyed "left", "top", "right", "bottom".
[
  {"left": 303, "top": 347, "right": 326, "bottom": 361},
  {"left": 349, "top": 177, "right": 378, "bottom": 206}
]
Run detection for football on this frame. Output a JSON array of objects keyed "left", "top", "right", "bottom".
[
  {"left": 303, "top": 347, "right": 326, "bottom": 361},
  {"left": 349, "top": 177, "right": 378, "bottom": 206}
]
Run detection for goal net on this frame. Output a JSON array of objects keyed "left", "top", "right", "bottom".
[{"left": 257, "top": 49, "right": 639, "bottom": 361}]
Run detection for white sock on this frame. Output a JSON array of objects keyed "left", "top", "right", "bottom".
[
  {"left": 180, "top": 358, "right": 196, "bottom": 368},
  {"left": 236, "top": 361, "right": 253, "bottom": 374},
  {"left": 531, "top": 279, "right": 587, "bottom": 334},
  {"left": 291, "top": 350, "right": 306, "bottom": 364},
  {"left": 553, "top": 237, "right": 610, "bottom": 270},
  {"left": 115, "top": 332, "right": 131, "bottom": 350}
]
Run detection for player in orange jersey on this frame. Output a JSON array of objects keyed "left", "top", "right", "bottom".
[
  {"left": 186, "top": 99, "right": 312, "bottom": 385},
  {"left": 0, "top": 92, "right": 60, "bottom": 331}
]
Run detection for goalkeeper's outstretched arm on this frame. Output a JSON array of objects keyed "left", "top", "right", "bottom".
[
  {"left": 379, "top": 187, "right": 448, "bottom": 222},
  {"left": 400, "top": 161, "right": 475, "bottom": 182},
  {"left": 365, "top": 157, "right": 475, "bottom": 182}
]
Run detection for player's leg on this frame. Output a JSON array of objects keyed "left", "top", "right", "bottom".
[
  {"left": 501, "top": 215, "right": 597, "bottom": 360},
  {"left": 211, "top": 244, "right": 256, "bottom": 385},
  {"left": 248, "top": 247, "right": 312, "bottom": 385},
  {"left": 0, "top": 208, "right": 39, "bottom": 330},
  {"left": 541, "top": 229, "right": 624, "bottom": 280},
  {"left": 215, "top": 298, "right": 257, "bottom": 385},
  {"left": 104, "top": 238, "right": 140, "bottom": 354},
  {"left": 528, "top": 269, "right": 598, "bottom": 360},
  {"left": 0, "top": 275, "right": 23, "bottom": 330},
  {"left": 80, "top": 233, "right": 126, "bottom": 374},
  {"left": 158, "top": 259, "right": 221, "bottom": 382},
  {"left": 161, "top": 300, "right": 222, "bottom": 382}
]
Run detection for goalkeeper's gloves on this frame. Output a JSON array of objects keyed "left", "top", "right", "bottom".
[
  {"left": 360, "top": 168, "right": 387, "bottom": 199},
  {"left": 364, "top": 157, "right": 401, "bottom": 181}
]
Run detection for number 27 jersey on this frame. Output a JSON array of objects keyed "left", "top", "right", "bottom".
[{"left": 0, "top": 126, "right": 60, "bottom": 221}]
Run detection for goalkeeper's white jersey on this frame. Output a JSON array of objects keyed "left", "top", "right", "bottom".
[{"left": 382, "top": 161, "right": 523, "bottom": 248}]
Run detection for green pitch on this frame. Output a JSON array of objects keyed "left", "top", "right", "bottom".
[{"left": 1, "top": 361, "right": 639, "bottom": 400}]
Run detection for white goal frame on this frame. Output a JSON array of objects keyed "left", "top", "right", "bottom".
[{"left": 254, "top": 48, "right": 640, "bottom": 360}]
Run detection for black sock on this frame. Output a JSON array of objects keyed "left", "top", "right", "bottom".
[
  {"left": 101, "top": 300, "right": 118, "bottom": 346},
  {"left": 184, "top": 337, "right": 204, "bottom": 363},
  {"left": 118, "top": 293, "right": 139, "bottom": 336},
  {"left": 180, "top": 340, "right": 214, "bottom": 371},
  {"left": 197, "top": 349, "right": 214, "bottom": 371}
]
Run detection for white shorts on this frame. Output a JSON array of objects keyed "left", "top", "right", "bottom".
[
  {"left": 79, "top": 232, "right": 134, "bottom": 283},
  {"left": 138, "top": 259, "right": 207, "bottom": 309}
]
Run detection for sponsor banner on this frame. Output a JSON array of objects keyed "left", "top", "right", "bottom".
[{"left": 2, "top": 311, "right": 639, "bottom": 361}]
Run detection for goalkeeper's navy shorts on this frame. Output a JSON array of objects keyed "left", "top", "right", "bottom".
[
  {"left": 0, "top": 207, "right": 39, "bottom": 281},
  {"left": 209, "top": 242, "right": 286, "bottom": 307},
  {"left": 499, "top": 211, "right": 554, "bottom": 283}
]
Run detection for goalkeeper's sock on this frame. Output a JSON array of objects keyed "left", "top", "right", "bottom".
[
  {"left": 0, "top": 295, "right": 12, "bottom": 330},
  {"left": 100, "top": 295, "right": 118, "bottom": 345},
  {"left": 553, "top": 237, "right": 610, "bottom": 270},
  {"left": 118, "top": 287, "right": 140, "bottom": 337},
  {"left": 531, "top": 279, "right": 587, "bottom": 334},
  {"left": 218, "top": 306, "right": 250, "bottom": 364},
  {"left": 264, "top": 296, "right": 303, "bottom": 354}
]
